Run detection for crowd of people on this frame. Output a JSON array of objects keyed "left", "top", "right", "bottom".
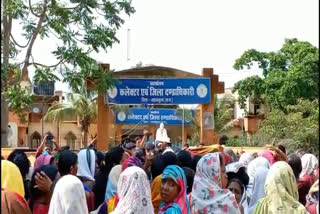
[{"left": 1, "top": 133, "right": 319, "bottom": 214}]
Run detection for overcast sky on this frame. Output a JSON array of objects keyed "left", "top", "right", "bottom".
[{"left": 15, "top": 0, "right": 319, "bottom": 93}]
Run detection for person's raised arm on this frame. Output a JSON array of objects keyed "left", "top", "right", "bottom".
[
  {"left": 52, "top": 137, "right": 60, "bottom": 152},
  {"left": 35, "top": 135, "right": 48, "bottom": 158}
]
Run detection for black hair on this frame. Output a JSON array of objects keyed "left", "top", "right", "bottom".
[
  {"left": 182, "top": 167, "right": 195, "bottom": 194},
  {"left": 228, "top": 178, "right": 244, "bottom": 195},
  {"left": 151, "top": 154, "right": 164, "bottom": 179},
  {"left": 227, "top": 166, "right": 249, "bottom": 188},
  {"left": 288, "top": 153, "right": 302, "bottom": 180},
  {"left": 1, "top": 156, "right": 4, "bottom": 160},
  {"left": 190, "top": 155, "right": 202, "bottom": 172},
  {"left": 177, "top": 150, "right": 192, "bottom": 168},
  {"left": 58, "top": 150, "right": 78, "bottom": 176},
  {"left": 151, "top": 152, "right": 177, "bottom": 179},
  {"left": 60, "top": 145, "right": 70, "bottom": 151},
  {"left": 162, "top": 151, "right": 177, "bottom": 167},
  {"left": 219, "top": 135, "right": 229, "bottom": 145},
  {"left": 29, "top": 165, "right": 58, "bottom": 212},
  {"left": 95, "top": 151, "right": 105, "bottom": 169},
  {"left": 93, "top": 146, "right": 124, "bottom": 209},
  {"left": 104, "top": 146, "right": 125, "bottom": 173},
  {"left": 7, "top": 149, "right": 30, "bottom": 178},
  {"left": 184, "top": 144, "right": 189, "bottom": 148},
  {"left": 277, "top": 144, "right": 286, "bottom": 154}
]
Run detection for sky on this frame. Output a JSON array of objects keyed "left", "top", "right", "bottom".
[{"left": 14, "top": 0, "right": 319, "bottom": 94}]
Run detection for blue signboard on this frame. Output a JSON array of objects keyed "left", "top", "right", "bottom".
[
  {"left": 106, "top": 78, "right": 211, "bottom": 104},
  {"left": 115, "top": 108, "right": 193, "bottom": 125}
]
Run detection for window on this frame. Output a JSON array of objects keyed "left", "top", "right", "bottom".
[
  {"left": 64, "top": 131, "right": 77, "bottom": 150},
  {"left": 33, "top": 81, "right": 55, "bottom": 96},
  {"left": 30, "top": 131, "right": 41, "bottom": 149},
  {"left": 253, "top": 104, "right": 260, "bottom": 115}
]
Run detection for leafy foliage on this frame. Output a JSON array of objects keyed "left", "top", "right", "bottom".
[
  {"left": 255, "top": 99, "right": 319, "bottom": 154},
  {"left": 225, "top": 136, "right": 247, "bottom": 147},
  {"left": 44, "top": 92, "right": 97, "bottom": 146},
  {"left": 233, "top": 38, "right": 319, "bottom": 110},
  {"left": 2, "top": 0, "right": 134, "bottom": 131},
  {"left": 214, "top": 93, "right": 236, "bottom": 133},
  {"left": 3, "top": 85, "right": 33, "bottom": 123}
]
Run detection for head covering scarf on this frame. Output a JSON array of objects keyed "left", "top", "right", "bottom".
[
  {"left": 1, "top": 160, "right": 25, "bottom": 197},
  {"left": 122, "top": 156, "right": 143, "bottom": 171},
  {"left": 261, "top": 145, "right": 288, "bottom": 165},
  {"left": 1, "top": 189, "right": 32, "bottom": 214},
  {"left": 151, "top": 175, "right": 162, "bottom": 212},
  {"left": 77, "top": 149, "right": 96, "bottom": 181},
  {"left": 246, "top": 157, "right": 270, "bottom": 198},
  {"left": 48, "top": 174, "right": 88, "bottom": 214},
  {"left": 226, "top": 162, "right": 250, "bottom": 214},
  {"left": 226, "top": 162, "right": 243, "bottom": 174},
  {"left": 190, "top": 153, "right": 240, "bottom": 214},
  {"left": 254, "top": 161, "right": 308, "bottom": 214},
  {"left": 300, "top": 154, "right": 318, "bottom": 178},
  {"left": 261, "top": 150, "right": 275, "bottom": 165},
  {"left": 105, "top": 165, "right": 122, "bottom": 199},
  {"left": 248, "top": 167, "right": 269, "bottom": 214},
  {"left": 34, "top": 154, "right": 54, "bottom": 171},
  {"left": 159, "top": 165, "right": 191, "bottom": 214},
  {"left": 239, "top": 153, "right": 254, "bottom": 169},
  {"left": 110, "top": 166, "right": 154, "bottom": 214}
]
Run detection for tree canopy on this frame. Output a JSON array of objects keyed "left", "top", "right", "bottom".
[
  {"left": 232, "top": 38, "right": 319, "bottom": 111},
  {"left": 2, "top": 0, "right": 135, "bottom": 109},
  {"left": 1, "top": 0, "right": 135, "bottom": 146},
  {"left": 44, "top": 92, "right": 97, "bottom": 146}
]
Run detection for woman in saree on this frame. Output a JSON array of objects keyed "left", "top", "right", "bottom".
[
  {"left": 159, "top": 165, "right": 191, "bottom": 214},
  {"left": 190, "top": 152, "right": 240, "bottom": 214},
  {"left": 253, "top": 161, "right": 308, "bottom": 214}
]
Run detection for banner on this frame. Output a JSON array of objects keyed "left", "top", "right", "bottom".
[
  {"left": 106, "top": 78, "right": 211, "bottom": 104},
  {"left": 115, "top": 108, "right": 193, "bottom": 125}
]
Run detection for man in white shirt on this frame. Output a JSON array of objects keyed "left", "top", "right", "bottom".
[{"left": 157, "top": 136, "right": 173, "bottom": 154}]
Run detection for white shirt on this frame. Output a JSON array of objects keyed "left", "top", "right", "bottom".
[{"left": 162, "top": 147, "right": 174, "bottom": 154}]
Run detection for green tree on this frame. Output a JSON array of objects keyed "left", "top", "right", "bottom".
[
  {"left": 214, "top": 93, "right": 235, "bottom": 133},
  {"left": 233, "top": 38, "right": 319, "bottom": 111},
  {"left": 1, "top": 0, "right": 135, "bottom": 146},
  {"left": 254, "top": 99, "right": 319, "bottom": 154},
  {"left": 44, "top": 91, "right": 97, "bottom": 147}
]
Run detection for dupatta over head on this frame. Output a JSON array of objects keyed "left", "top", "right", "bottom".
[
  {"left": 48, "top": 174, "right": 88, "bottom": 214},
  {"left": 1, "top": 160, "right": 25, "bottom": 197},
  {"left": 190, "top": 153, "right": 240, "bottom": 214},
  {"left": 254, "top": 161, "right": 308, "bottom": 214},
  {"left": 159, "top": 165, "right": 191, "bottom": 214},
  {"left": 110, "top": 166, "right": 154, "bottom": 214}
]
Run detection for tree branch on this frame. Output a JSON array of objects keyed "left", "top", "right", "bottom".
[
  {"left": 30, "top": 60, "right": 64, "bottom": 68},
  {"left": 22, "top": 0, "right": 48, "bottom": 76},
  {"left": 28, "top": 0, "right": 41, "bottom": 17},
  {"left": 10, "top": 33, "right": 31, "bottom": 48},
  {"left": 60, "top": 3, "right": 81, "bottom": 10}
]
